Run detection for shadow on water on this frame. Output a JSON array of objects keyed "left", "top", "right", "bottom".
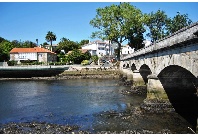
[
  {"left": 158, "top": 65, "right": 198, "bottom": 132},
  {"left": 0, "top": 68, "right": 66, "bottom": 78}
]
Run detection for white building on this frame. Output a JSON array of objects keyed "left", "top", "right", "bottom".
[
  {"left": 10, "top": 47, "right": 57, "bottom": 63},
  {"left": 143, "top": 40, "right": 152, "bottom": 47},
  {"left": 81, "top": 40, "right": 115, "bottom": 57},
  {"left": 121, "top": 45, "right": 135, "bottom": 55}
]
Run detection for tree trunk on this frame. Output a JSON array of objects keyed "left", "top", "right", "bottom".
[
  {"left": 117, "top": 43, "right": 121, "bottom": 61},
  {"left": 50, "top": 40, "right": 52, "bottom": 51}
]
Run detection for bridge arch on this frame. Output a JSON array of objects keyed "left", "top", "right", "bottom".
[
  {"left": 126, "top": 63, "right": 130, "bottom": 69},
  {"left": 131, "top": 63, "right": 137, "bottom": 71},
  {"left": 139, "top": 64, "right": 152, "bottom": 84},
  {"left": 158, "top": 65, "right": 198, "bottom": 131}
]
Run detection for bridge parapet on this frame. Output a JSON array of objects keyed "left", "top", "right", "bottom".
[{"left": 121, "top": 21, "right": 198, "bottom": 60}]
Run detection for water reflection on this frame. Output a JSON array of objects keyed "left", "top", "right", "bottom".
[
  {"left": 0, "top": 79, "right": 192, "bottom": 133},
  {"left": 0, "top": 79, "right": 134, "bottom": 124}
]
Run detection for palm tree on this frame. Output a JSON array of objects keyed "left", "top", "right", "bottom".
[{"left": 45, "top": 31, "right": 56, "bottom": 51}]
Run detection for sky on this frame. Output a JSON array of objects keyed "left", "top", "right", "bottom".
[{"left": 0, "top": 1, "right": 198, "bottom": 45}]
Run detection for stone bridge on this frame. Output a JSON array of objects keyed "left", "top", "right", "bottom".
[{"left": 120, "top": 22, "right": 198, "bottom": 133}]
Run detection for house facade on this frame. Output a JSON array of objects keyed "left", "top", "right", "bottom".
[
  {"left": 10, "top": 47, "right": 57, "bottom": 63},
  {"left": 121, "top": 45, "right": 135, "bottom": 55},
  {"left": 81, "top": 40, "right": 116, "bottom": 57}
]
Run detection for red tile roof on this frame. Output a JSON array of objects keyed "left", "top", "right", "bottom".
[{"left": 10, "top": 47, "right": 56, "bottom": 54}]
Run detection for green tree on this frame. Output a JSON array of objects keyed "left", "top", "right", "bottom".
[
  {"left": 83, "top": 50, "right": 91, "bottom": 60},
  {"left": 57, "top": 37, "right": 80, "bottom": 54},
  {"left": 67, "top": 49, "right": 91, "bottom": 64},
  {"left": 0, "top": 37, "right": 5, "bottom": 43},
  {"left": 67, "top": 49, "right": 83, "bottom": 64},
  {"left": 91, "top": 55, "right": 99, "bottom": 64},
  {"left": 11, "top": 40, "right": 21, "bottom": 48},
  {"left": 166, "top": 12, "right": 192, "bottom": 35},
  {"left": 21, "top": 41, "right": 37, "bottom": 48},
  {"left": 45, "top": 31, "right": 57, "bottom": 51},
  {"left": 146, "top": 10, "right": 168, "bottom": 42},
  {"left": 79, "top": 39, "right": 89, "bottom": 46},
  {"left": 90, "top": 2, "right": 146, "bottom": 60},
  {"left": 0, "top": 40, "right": 14, "bottom": 61}
]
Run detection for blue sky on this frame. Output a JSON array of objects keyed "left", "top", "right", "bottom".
[{"left": 0, "top": 2, "right": 198, "bottom": 45}]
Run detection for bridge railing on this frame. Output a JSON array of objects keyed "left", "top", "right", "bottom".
[{"left": 121, "top": 21, "right": 198, "bottom": 60}]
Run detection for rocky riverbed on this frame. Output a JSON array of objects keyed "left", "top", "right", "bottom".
[{"left": 0, "top": 105, "right": 193, "bottom": 134}]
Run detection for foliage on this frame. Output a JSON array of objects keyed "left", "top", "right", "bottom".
[
  {"left": 91, "top": 55, "right": 99, "bottom": 64},
  {"left": 7, "top": 60, "right": 17, "bottom": 66},
  {"left": 0, "top": 40, "right": 14, "bottom": 61},
  {"left": 56, "top": 37, "right": 80, "bottom": 54},
  {"left": 145, "top": 10, "right": 168, "bottom": 42},
  {"left": 45, "top": 31, "right": 57, "bottom": 51},
  {"left": 0, "top": 37, "right": 5, "bottom": 43},
  {"left": 166, "top": 12, "right": 192, "bottom": 35},
  {"left": 146, "top": 11, "right": 192, "bottom": 42},
  {"left": 49, "top": 62, "right": 67, "bottom": 65},
  {"left": 79, "top": 39, "right": 89, "bottom": 46},
  {"left": 21, "top": 41, "right": 37, "bottom": 48},
  {"left": 10, "top": 40, "right": 37, "bottom": 48},
  {"left": 90, "top": 2, "right": 146, "bottom": 60},
  {"left": 20, "top": 61, "right": 43, "bottom": 65},
  {"left": 83, "top": 50, "right": 91, "bottom": 60},
  {"left": 67, "top": 49, "right": 91, "bottom": 64},
  {"left": 81, "top": 60, "right": 90, "bottom": 65}
]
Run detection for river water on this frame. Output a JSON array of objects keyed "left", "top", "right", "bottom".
[{"left": 0, "top": 79, "right": 193, "bottom": 133}]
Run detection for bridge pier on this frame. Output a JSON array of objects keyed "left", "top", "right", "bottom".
[
  {"left": 146, "top": 74, "right": 169, "bottom": 100},
  {"left": 132, "top": 70, "right": 145, "bottom": 86},
  {"left": 141, "top": 74, "right": 175, "bottom": 113}
]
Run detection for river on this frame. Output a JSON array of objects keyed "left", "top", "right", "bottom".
[{"left": 0, "top": 79, "right": 193, "bottom": 133}]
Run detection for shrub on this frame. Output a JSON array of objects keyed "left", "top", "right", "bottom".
[
  {"left": 91, "top": 55, "right": 99, "bottom": 64},
  {"left": 81, "top": 60, "right": 89, "bottom": 65},
  {"left": 7, "top": 60, "right": 17, "bottom": 66}
]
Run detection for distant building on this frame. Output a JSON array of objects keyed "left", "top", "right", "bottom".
[
  {"left": 10, "top": 47, "right": 57, "bottom": 63},
  {"left": 143, "top": 40, "right": 152, "bottom": 47},
  {"left": 121, "top": 45, "right": 135, "bottom": 55},
  {"left": 81, "top": 40, "right": 116, "bottom": 57}
]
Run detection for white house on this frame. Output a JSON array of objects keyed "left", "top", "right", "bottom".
[
  {"left": 121, "top": 45, "right": 135, "bottom": 55},
  {"left": 10, "top": 47, "right": 57, "bottom": 63},
  {"left": 143, "top": 40, "right": 152, "bottom": 47},
  {"left": 81, "top": 40, "right": 115, "bottom": 57}
]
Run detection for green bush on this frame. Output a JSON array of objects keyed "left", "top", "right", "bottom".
[
  {"left": 81, "top": 60, "right": 89, "bottom": 65},
  {"left": 91, "top": 55, "right": 99, "bottom": 64},
  {"left": 7, "top": 60, "right": 17, "bottom": 66}
]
